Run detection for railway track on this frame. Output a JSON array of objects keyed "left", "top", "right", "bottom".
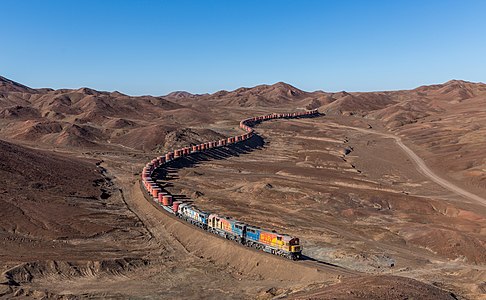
[
  {"left": 139, "top": 174, "right": 358, "bottom": 277},
  {"left": 134, "top": 109, "right": 369, "bottom": 278},
  {"left": 141, "top": 111, "right": 328, "bottom": 255}
]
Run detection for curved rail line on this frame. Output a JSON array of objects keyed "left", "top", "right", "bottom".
[{"left": 140, "top": 109, "right": 319, "bottom": 260}]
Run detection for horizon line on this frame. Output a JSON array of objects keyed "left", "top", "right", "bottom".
[{"left": 1, "top": 74, "right": 484, "bottom": 97}]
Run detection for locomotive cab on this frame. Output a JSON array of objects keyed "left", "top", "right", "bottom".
[{"left": 289, "top": 237, "right": 302, "bottom": 253}]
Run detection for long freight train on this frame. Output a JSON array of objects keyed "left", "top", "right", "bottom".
[{"left": 140, "top": 109, "right": 319, "bottom": 260}]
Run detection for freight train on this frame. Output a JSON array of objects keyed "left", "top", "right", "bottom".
[{"left": 140, "top": 109, "right": 319, "bottom": 260}]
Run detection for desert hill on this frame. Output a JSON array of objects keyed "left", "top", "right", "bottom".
[
  {"left": 170, "top": 81, "right": 334, "bottom": 108},
  {"left": 0, "top": 77, "right": 214, "bottom": 151},
  {"left": 1, "top": 76, "right": 486, "bottom": 298},
  {"left": 321, "top": 80, "right": 486, "bottom": 127},
  {"left": 312, "top": 79, "right": 486, "bottom": 211},
  {"left": 164, "top": 90, "right": 207, "bottom": 99},
  {"left": 2, "top": 75, "right": 486, "bottom": 182},
  {"left": 170, "top": 79, "right": 486, "bottom": 128},
  {"left": 2, "top": 75, "right": 486, "bottom": 187},
  {"left": 0, "top": 76, "right": 38, "bottom": 94},
  {"left": 0, "top": 139, "right": 149, "bottom": 262}
]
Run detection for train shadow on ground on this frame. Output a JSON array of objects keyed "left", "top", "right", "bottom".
[
  {"left": 152, "top": 134, "right": 265, "bottom": 202},
  {"left": 299, "top": 254, "right": 347, "bottom": 268},
  {"left": 151, "top": 113, "right": 321, "bottom": 203}
]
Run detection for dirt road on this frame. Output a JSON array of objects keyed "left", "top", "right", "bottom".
[
  {"left": 393, "top": 136, "right": 486, "bottom": 206},
  {"left": 331, "top": 122, "right": 486, "bottom": 207}
]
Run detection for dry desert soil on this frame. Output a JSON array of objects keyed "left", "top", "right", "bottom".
[{"left": 0, "top": 76, "right": 485, "bottom": 299}]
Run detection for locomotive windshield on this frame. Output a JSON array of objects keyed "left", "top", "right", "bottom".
[{"left": 289, "top": 238, "right": 300, "bottom": 246}]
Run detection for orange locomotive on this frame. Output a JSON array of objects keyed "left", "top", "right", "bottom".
[
  {"left": 206, "top": 214, "right": 302, "bottom": 260},
  {"left": 141, "top": 109, "right": 319, "bottom": 260}
]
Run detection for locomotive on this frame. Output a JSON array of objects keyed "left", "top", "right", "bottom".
[
  {"left": 178, "top": 204, "right": 302, "bottom": 260},
  {"left": 140, "top": 109, "right": 319, "bottom": 260}
]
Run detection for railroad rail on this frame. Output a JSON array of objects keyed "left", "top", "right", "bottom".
[{"left": 140, "top": 109, "right": 319, "bottom": 260}]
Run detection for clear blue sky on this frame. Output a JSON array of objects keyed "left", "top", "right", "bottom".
[{"left": 2, "top": 0, "right": 485, "bottom": 95}]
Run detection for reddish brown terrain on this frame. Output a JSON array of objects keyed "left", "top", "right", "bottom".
[{"left": 1, "top": 75, "right": 485, "bottom": 299}]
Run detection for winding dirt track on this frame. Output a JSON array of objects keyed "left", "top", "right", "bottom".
[
  {"left": 330, "top": 123, "right": 486, "bottom": 207},
  {"left": 394, "top": 136, "right": 486, "bottom": 206}
]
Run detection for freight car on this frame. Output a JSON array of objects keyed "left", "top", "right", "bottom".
[{"left": 140, "top": 109, "right": 319, "bottom": 260}]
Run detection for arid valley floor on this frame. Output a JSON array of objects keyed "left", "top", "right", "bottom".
[{"left": 1, "top": 76, "right": 485, "bottom": 299}]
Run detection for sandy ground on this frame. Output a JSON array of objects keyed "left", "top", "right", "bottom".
[
  {"left": 328, "top": 122, "right": 486, "bottom": 206},
  {"left": 156, "top": 111, "right": 486, "bottom": 299},
  {"left": 1, "top": 109, "right": 484, "bottom": 298}
]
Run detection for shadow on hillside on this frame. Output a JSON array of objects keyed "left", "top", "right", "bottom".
[
  {"left": 152, "top": 134, "right": 264, "bottom": 202},
  {"left": 151, "top": 113, "right": 322, "bottom": 203},
  {"left": 299, "top": 254, "right": 346, "bottom": 268}
]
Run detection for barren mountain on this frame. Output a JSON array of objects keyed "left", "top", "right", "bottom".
[
  {"left": 322, "top": 80, "right": 486, "bottom": 126},
  {"left": 210, "top": 82, "right": 307, "bottom": 105},
  {"left": 0, "top": 78, "right": 214, "bottom": 151},
  {"left": 0, "top": 139, "right": 147, "bottom": 262},
  {"left": 1, "top": 76, "right": 486, "bottom": 299},
  {"left": 312, "top": 81, "right": 486, "bottom": 196},
  {"left": 164, "top": 90, "right": 205, "bottom": 99},
  {"left": 0, "top": 76, "right": 38, "bottom": 94},
  {"left": 171, "top": 82, "right": 332, "bottom": 108}
]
